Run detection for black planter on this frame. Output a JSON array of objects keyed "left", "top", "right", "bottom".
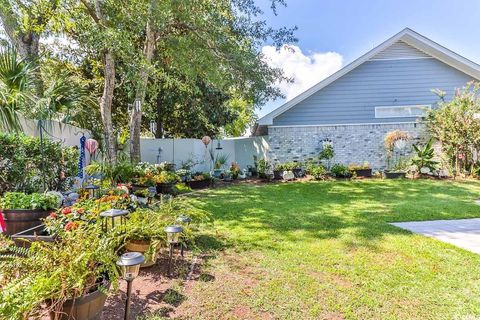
[
  {"left": 384, "top": 171, "right": 406, "bottom": 179},
  {"left": 11, "top": 224, "right": 55, "bottom": 248},
  {"left": 131, "top": 184, "right": 149, "bottom": 193},
  {"left": 156, "top": 183, "right": 175, "bottom": 194},
  {"left": 292, "top": 168, "right": 303, "bottom": 178},
  {"left": 188, "top": 179, "right": 212, "bottom": 190},
  {"left": 273, "top": 170, "right": 283, "bottom": 180},
  {"left": 352, "top": 168, "right": 372, "bottom": 178}
]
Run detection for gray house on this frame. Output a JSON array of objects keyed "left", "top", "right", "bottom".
[{"left": 257, "top": 28, "right": 480, "bottom": 169}]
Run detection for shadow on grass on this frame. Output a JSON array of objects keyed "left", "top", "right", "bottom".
[{"left": 190, "top": 179, "right": 480, "bottom": 251}]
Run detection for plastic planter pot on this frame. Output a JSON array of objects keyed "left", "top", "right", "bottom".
[
  {"left": 188, "top": 179, "right": 212, "bottom": 190},
  {"left": 156, "top": 182, "right": 175, "bottom": 194},
  {"left": 1, "top": 209, "right": 53, "bottom": 236},
  {"left": 384, "top": 170, "right": 406, "bottom": 179},
  {"left": 273, "top": 170, "right": 283, "bottom": 180},
  {"left": 352, "top": 168, "right": 372, "bottom": 178},
  {"left": 11, "top": 224, "right": 55, "bottom": 248},
  {"left": 292, "top": 168, "right": 303, "bottom": 178},
  {"left": 48, "top": 281, "right": 110, "bottom": 320}
]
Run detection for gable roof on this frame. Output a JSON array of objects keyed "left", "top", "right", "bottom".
[{"left": 258, "top": 28, "right": 480, "bottom": 125}]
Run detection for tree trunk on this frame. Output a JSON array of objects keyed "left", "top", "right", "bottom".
[
  {"left": 0, "top": 11, "right": 44, "bottom": 96},
  {"left": 101, "top": 50, "right": 117, "bottom": 164},
  {"left": 129, "top": 0, "right": 157, "bottom": 163}
]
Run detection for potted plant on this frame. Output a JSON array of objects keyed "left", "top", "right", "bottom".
[
  {"left": 154, "top": 171, "right": 181, "bottom": 194},
  {"left": 290, "top": 162, "right": 304, "bottom": 178},
  {"left": 257, "top": 158, "right": 272, "bottom": 180},
  {"left": 248, "top": 156, "right": 259, "bottom": 177},
  {"left": 134, "top": 188, "right": 149, "bottom": 205},
  {"left": 0, "top": 192, "right": 59, "bottom": 236},
  {"left": 411, "top": 138, "right": 439, "bottom": 177},
  {"left": 273, "top": 163, "right": 285, "bottom": 180},
  {"left": 330, "top": 164, "right": 352, "bottom": 179},
  {"left": 348, "top": 162, "right": 372, "bottom": 178},
  {"left": 0, "top": 228, "right": 118, "bottom": 320},
  {"left": 188, "top": 172, "right": 213, "bottom": 189},
  {"left": 123, "top": 208, "right": 166, "bottom": 268},
  {"left": 384, "top": 130, "right": 410, "bottom": 179},
  {"left": 230, "top": 162, "right": 241, "bottom": 180},
  {"left": 213, "top": 153, "right": 229, "bottom": 178}
]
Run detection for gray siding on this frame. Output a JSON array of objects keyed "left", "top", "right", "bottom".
[
  {"left": 273, "top": 58, "right": 474, "bottom": 126},
  {"left": 371, "top": 40, "right": 430, "bottom": 60}
]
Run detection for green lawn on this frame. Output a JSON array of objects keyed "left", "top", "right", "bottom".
[{"left": 177, "top": 180, "right": 480, "bottom": 319}]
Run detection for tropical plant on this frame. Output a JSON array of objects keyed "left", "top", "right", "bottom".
[
  {"left": 85, "top": 159, "right": 136, "bottom": 186},
  {"left": 0, "top": 192, "right": 59, "bottom": 210},
  {"left": 0, "top": 45, "right": 34, "bottom": 131},
  {"left": 214, "top": 153, "right": 230, "bottom": 170},
  {"left": 230, "top": 162, "right": 241, "bottom": 179},
  {"left": 411, "top": 138, "right": 438, "bottom": 174},
  {"left": 319, "top": 144, "right": 334, "bottom": 169}
]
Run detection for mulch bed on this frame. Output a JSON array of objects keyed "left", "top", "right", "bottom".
[{"left": 102, "top": 251, "right": 203, "bottom": 319}]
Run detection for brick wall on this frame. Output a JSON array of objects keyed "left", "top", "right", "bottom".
[{"left": 268, "top": 123, "right": 426, "bottom": 170}]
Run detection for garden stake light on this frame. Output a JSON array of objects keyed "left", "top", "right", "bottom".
[
  {"left": 164, "top": 225, "right": 183, "bottom": 276},
  {"left": 176, "top": 216, "right": 191, "bottom": 257},
  {"left": 100, "top": 209, "right": 129, "bottom": 233},
  {"left": 117, "top": 252, "right": 145, "bottom": 320},
  {"left": 85, "top": 184, "right": 100, "bottom": 199}
]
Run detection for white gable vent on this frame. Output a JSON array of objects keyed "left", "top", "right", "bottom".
[{"left": 371, "top": 40, "right": 431, "bottom": 60}]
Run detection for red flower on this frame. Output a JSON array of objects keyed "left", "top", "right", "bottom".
[
  {"left": 76, "top": 208, "right": 85, "bottom": 214},
  {"left": 62, "top": 207, "right": 72, "bottom": 215},
  {"left": 49, "top": 212, "right": 57, "bottom": 219},
  {"left": 65, "top": 221, "right": 78, "bottom": 231}
]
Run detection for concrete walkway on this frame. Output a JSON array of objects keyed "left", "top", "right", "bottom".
[{"left": 390, "top": 218, "right": 480, "bottom": 254}]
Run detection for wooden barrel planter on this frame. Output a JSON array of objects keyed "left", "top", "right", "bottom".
[
  {"left": 48, "top": 282, "right": 110, "bottom": 320},
  {"left": 11, "top": 224, "right": 55, "bottom": 248},
  {"left": 1, "top": 209, "right": 52, "bottom": 236},
  {"left": 125, "top": 240, "right": 160, "bottom": 268},
  {"left": 188, "top": 179, "right": 212, "bottom": 190}
]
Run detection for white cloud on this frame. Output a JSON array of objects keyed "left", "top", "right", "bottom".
[{"left": 262, "top": 45, "right": 343, "bottom": 101}]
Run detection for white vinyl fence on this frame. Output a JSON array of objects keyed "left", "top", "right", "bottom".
[{"left": 140, "top": 136, "right": 269, "bottom": 172}]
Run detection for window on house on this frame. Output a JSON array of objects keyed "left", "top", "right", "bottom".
[{"left": 375, "top": 105, "right": 430, "bottom": 118}]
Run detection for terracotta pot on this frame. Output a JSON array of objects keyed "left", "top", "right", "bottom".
[
  {"left": 1, "top": 209, "right": 52, "bottom": 236},
  {"left": 125, "top": 240, "right": 160, "bottom": 268},
  {"left": 49, "top": 283, "right": 109, "bottom": 320},
  {"left": 11, "top": 224, "right": 55, "bottom": 248}
]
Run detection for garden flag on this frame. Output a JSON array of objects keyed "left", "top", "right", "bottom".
[
  {"left": 0, "top": 210, "right": 6, "bottom": 233},
  {"left": 77, "top": 136, "right": 86, "bottom": 179}
]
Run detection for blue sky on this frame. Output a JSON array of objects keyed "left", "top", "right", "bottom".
[{"left": 257, "top": 0, "right": 480, "bottom": 118}]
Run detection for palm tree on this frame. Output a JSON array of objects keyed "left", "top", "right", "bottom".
[{"left": 0, "top": 45, "right": 34, "bottom": 131}]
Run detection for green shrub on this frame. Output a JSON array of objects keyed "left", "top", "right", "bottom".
[
  {"left": 330, "top": 164, "right": 351, "bottom": 178},
  {"left": 0, "top": 192, "right": 59, "bottom": 210},
  {"left": 0, "top": 132, "right": 78, "bottom": 193},
  {"left": 310, "top": 166, "right": 328, "bottom": 180}
]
